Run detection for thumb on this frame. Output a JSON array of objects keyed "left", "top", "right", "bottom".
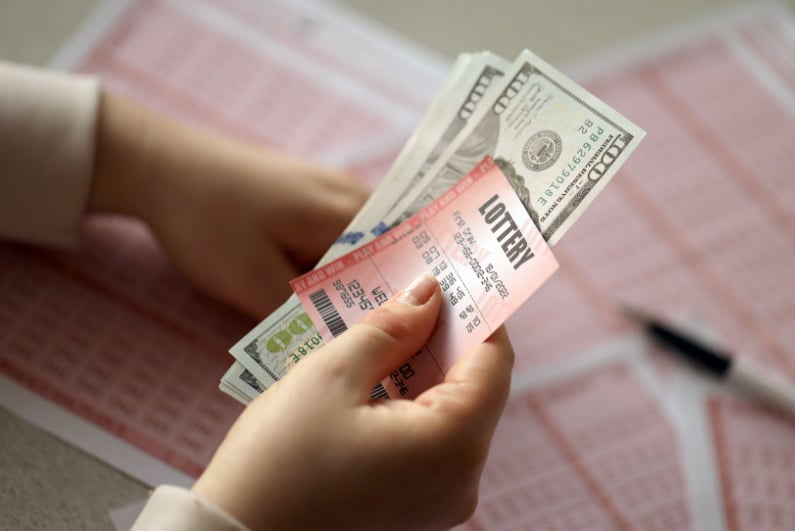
[{"left": 316, "top": 272, "right": 442, "bottom": 401}]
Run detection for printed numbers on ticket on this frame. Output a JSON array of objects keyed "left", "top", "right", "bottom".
[{"left": 291, "top": 157, "right": 558, "bottom": 399}]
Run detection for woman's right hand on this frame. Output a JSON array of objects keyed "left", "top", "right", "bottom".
[{"left": 193, "top": 272, "right": 514, "bottom": 531}]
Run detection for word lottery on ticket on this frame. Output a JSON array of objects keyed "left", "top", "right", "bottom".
[{"left": 290, "top": 156, "right": 559, "bottom": 399}]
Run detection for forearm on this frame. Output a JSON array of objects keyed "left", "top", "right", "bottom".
[{"left": 88, "top": 91, "right": 263, "bottom": 226}]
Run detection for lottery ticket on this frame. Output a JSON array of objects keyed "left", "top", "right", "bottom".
[{"left": 290, "top": 156, "right": 559, "bottom": 399}]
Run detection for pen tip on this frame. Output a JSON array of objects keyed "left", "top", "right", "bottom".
[{"left": 617, "top": 303, "right": 651, "bottom": 324}]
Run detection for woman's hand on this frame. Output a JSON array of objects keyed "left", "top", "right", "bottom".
[
  {"left": 192, "top": 273, "right": 514, "bottom": 531},
  {"left": 88, "top": 91, "right": 369, "bottom": 316}
]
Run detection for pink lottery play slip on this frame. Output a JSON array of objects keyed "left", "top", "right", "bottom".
[{"left": 290, "top": 157, "right": 559, "bottom": 399}]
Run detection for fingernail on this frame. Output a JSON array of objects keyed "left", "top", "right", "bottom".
[{"left": 397, "top": 272, "right": 437, "bottom": 306}]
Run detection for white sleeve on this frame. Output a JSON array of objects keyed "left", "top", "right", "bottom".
[
  {"left": 0, "top": 61, "right": 98, "bottom": 248},
  {"left": 131, "top": 485, "right": 252, "bottom": 531}
]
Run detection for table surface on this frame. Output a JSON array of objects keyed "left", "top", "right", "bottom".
[{"left": 1, "top": 0, "right": 791, "bottom": 529}]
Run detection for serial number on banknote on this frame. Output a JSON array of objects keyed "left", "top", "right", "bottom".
[{"left": 540, "top": 119, "right": 607, "bottom": 206}]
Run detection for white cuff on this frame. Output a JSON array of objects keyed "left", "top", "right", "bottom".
[
  {"left": 131, "top": 485, "right": 251, "bottom": 531},
  {"left": 0, "top": 61, "right": 98, "bottom": 248}
]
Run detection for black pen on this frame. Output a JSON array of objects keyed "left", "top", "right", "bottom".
[{"left": 621, "top": 305, "right": 795, "bottom": 419}]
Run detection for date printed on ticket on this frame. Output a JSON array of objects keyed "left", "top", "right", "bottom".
[{"left": 290, "top": 157, "right": 558, "bottom": 399}]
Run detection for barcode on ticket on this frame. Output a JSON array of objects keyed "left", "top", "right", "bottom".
[
  {"left": 309, "top": 289, "right": 389, "bottom": 400},
  {"left": 370, "top": 383, "right": 389, "bottom": 400},
  {"left": 309, "top": 289, "right": 348, "bottom": 337}
]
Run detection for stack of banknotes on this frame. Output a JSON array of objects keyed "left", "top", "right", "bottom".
[{"left": 219, "top": 49, "right": 645, "bottom": 404}]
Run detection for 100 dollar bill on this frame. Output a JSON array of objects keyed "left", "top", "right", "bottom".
[
  {"left": 386, "top": 49, "right": 645, "bottom": 246},
  {"left": 224, "top": 49, "right": 644, "bottom": 398},
  {"left": 227, "top": 52, "right": 511, "bottom": 388}
]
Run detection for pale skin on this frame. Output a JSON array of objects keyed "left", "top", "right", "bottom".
[
  {"left": 89, "top": 91, "right": 515, "bottom": 530},
  {"left": 193, "top": 274, "right": 514, "bottom": 531},
  {"left": 88, "top": 91, "right": 370, "bottom": 317}
]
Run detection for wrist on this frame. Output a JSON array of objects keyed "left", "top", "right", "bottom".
[{"left": 88, "top": 91, "right": 163, "bottom": 223}]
